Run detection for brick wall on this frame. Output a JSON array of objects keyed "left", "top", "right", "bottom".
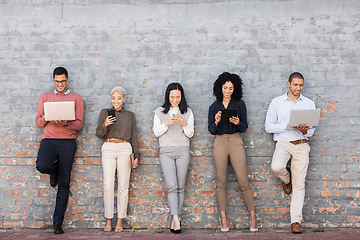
[{"left": 0, "top": 0, "right": 359, "bottom": 229}]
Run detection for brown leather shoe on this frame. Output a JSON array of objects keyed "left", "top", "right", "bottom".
[
  {"left": 282, "top": 180, "right": 292, "bottom": 195},
  {"left": 291, "top": 222, "right": 302, "bottom": 234}
]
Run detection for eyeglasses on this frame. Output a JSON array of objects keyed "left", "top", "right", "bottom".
[{"left": 54, "top": 80, "right": 67, "bottom": 84}]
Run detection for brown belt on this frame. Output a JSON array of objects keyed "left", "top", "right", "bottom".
[
  {"left": 290, "top": 139, "right": 307, "bottom": 145},
  {"left": 105, "top": 139, "right": 129, "bottom": 143}
]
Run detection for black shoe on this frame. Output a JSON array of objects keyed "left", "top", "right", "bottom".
[
  {"left": 54, "top": 223, "right": 64, "bottom": 234},
  {"left": 50, "top": 173, "right": 58, "bottom": 187},
  {"left": 173, "top": 221, "right": 181, "bottom": 234},
  {"left": 170, "top": 218, "right": 175, "bottom": 233}
]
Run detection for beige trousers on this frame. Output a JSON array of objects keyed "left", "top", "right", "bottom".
[
  {"left": 271, "top": 141, "right": 310, "bottom": 224},
  {"left": 101, "top": 142, "right": 132, "bottom": 219},
  {"left": 212, "top": 133, "right": 255, "bottom": 212}
]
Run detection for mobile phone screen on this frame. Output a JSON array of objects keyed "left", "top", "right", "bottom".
[{"left": 108, "top": 109, "right": 116, "bottom": 122}]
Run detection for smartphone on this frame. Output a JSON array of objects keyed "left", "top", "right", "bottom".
[
  {"left": 108, "top": 109, "right": 116, "bottom": 122},
  {"left": 172, "top": 113, "right": 180, "bottom": 118}
]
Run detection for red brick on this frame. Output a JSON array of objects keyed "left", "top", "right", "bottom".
[{"left": 3, "top": 221, "right": 23, "bottom": 228}]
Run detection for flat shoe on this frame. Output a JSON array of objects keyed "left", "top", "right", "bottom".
[
  {"left": 114, "top": 226, "right": 123, "bottom": 232},
  {"left": 103, "top": 226, "right": 112, "bottom": 232}
]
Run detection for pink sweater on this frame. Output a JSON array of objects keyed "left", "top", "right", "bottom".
[{"left": 36, "top": 91, "right": 84, "bottom": 139}]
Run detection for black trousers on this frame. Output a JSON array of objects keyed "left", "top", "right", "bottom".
[{"left": 36, "top": 139, "right": 77, "bottom": 225}]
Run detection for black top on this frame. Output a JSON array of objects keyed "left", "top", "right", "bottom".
[{"left": 208, "top": 99, "right": 248, "bottom": 135}]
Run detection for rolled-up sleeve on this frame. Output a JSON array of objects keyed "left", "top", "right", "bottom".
[{"left": 265, "top": 100, "right": 288, "bottom": 134}]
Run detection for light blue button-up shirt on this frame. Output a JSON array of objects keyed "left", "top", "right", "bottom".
[
  {"left": 265, "top": 93, "right": 316, "bottom": 142},
  {"left": 54, "top": 89, "right": 71, "bottom": 95}
]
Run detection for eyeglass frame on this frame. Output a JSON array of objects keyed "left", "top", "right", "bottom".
[{"left": 53, "top": 79, "right": 68, "bottom": 84}]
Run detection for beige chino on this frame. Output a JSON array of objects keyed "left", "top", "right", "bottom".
[
  {"left": 212, "top": 133, "right": 255, "bottom": 212},
  {"left": 101, "top": 141, "right": 132, "bottom": 219},
  {"left": 271, "top": 140, "right": 310, "bottom": 224}
]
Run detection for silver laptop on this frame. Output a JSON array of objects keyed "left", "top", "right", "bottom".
[
  {"left": 288, "top": 109, "right": 321, "bottom": 127},
  {"left": 44, "top": 101, "right": 75, "bottom": 121}
]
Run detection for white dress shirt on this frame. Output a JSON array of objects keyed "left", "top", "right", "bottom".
[{"left": 265, "top": 93, "right": 316, "bottom": 142}]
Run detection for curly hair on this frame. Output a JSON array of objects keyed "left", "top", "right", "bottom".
[{"left": 213, "top": 72, "right": 243, "bottom": 101}]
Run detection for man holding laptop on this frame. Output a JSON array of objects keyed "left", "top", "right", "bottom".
[
  {"left": 265, "top": 72, "right": 318, "bottom": 234},
  {"left": 35, "top": 67, "right": 84, "bottom": 234}
]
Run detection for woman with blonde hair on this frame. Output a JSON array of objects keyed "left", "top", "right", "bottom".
[{"left": 96, "top": 86, "right": 139, "bottom": 232}]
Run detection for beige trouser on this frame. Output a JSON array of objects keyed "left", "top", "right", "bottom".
[
  {"left": 101, "top": 142, "right": 132, "bottom": 219},
  {"left": 271, "top": 140, "right": 310, "bottom": 224},
  {"left": 212, "top": 133, "right": 255, "bottom": 212}
]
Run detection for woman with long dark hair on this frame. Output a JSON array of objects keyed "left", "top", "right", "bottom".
[
  {"left": 208, "top": 72, "right": 258, "bottom": 232},
  {"left": 153, "top": 83, "right": 194, "bottom": 234}
]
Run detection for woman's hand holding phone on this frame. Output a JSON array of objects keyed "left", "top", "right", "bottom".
[
  {"left": 176, "top": 115, "right": 187, "bottom": 127},
  {"left": 165, "top": 114, "right": 187, "bottom": 127},
  {"left": 104, "top": 116, "right": 116, "bottom": 127}
]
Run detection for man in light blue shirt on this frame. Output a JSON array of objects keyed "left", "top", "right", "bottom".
[{"left": 265, "top": 72, "right": 316, "bottom": 234}]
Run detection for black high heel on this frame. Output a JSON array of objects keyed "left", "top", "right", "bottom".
[
  {"left": 173, "top": 221, "right": 181, "bottom": 234},
  {"left": 170, "top": 219, "right": 174, "bottom": 233}
]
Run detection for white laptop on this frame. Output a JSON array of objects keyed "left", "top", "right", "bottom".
[
  {"left": 288, "top": 109, "right": 321, "bottom": 127},
  {"left": 44, "top": 101, "right": 75, "bottom": 121}
]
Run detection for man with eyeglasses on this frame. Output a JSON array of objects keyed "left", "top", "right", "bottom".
[{"left": 35, "top": 67, "right": 84, "bottom": 234}]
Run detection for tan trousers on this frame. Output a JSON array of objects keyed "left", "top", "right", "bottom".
[
  {"left": 101, "top": 142, "right": 132, "bottom": 219},
  {"left": 271, "top": 141, "right": 310, "bottom": 224},
  {"left": 212, "top": 133, "right": 255, "bottom": 212}
]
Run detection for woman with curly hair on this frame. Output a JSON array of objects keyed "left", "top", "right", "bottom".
[{"left": 208, "top": 72, "right": 258, "bottom": 232}]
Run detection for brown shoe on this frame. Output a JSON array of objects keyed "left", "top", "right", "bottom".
[
  {"left": 282, "top": 180, "right": 292, "bottom": 195},
  {"left": 291, "top": 222, "right": 302, "bottom": 234}
]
